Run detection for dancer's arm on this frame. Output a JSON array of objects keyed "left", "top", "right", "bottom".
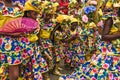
[{"left": 102, "top": 17, "right": 120, "bottom": 41}]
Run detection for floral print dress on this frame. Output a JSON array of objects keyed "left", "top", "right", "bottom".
[
  {"left": 64, "top": 26, "right": 85, "bottom": 67},
  {"left": 0, "top": 30, "right": 47, "bottom": 80},
  {"left": 59, "top": 15, "right": 120, "bottom": 80},
  {"left": 54, "top": 30, "right": 67, "bottom": 62},
  {"left": 0, "top": 2, "right": 47, "bottom": 80},
  {"left": 39, "top": 22, "right": 54, "bottom": 70}
]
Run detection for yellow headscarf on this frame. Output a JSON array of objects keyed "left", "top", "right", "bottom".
[
  {"left": 71, "top": 18, "right": 78, "bottom": 23},
  {"left": 24, "top": 0, "right": 39, "bottom": 12}
]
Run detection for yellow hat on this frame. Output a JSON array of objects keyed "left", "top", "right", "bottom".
[
  {"left": 106, "top": 1, "right": 113, "bottom": 8},
  {"left": 56, "top": 14, "right": 70, "bottom": 23},
  {"left": 24, "top": 0, "right": 39, "bottom": 12},
  {"left": 71, "top": 18, "right": 78, "bottom": 23},
  {"left": 56, "top": 14, "right": 64, "bottom": 23},
  {"left": 53, "top": 2, "right": 59, "bottom": 12}
]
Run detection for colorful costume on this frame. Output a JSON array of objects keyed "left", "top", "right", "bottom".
[
  {"left": 59, "top": 14, "right": 120, "bottom": 80},
  {"left": 54, "top": 29, "right": 66, "bottom": 62},
  {"left": 64, "top": 26, "right": 85, "bottom": 67},
  {"left": 39, "top": 21, "right": 54, "bottom": 70},
  {"left": 0, "top": 1, "right": 48, "bottom": 80}
]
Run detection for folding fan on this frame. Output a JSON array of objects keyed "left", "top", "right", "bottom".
[{"left": 0, "top": 17, "right": 38, "bottom": 33}]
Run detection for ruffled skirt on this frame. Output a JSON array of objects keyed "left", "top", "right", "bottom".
[{"left": 59, "top": 41, "right": 120, "bottom": 80}]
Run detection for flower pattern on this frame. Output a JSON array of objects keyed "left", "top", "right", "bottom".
[
  {"left": 64, "top": 26, "right": 85, "bottom": 67},
  {"left": 59, "top": 16, "right": 120, "bottom": 80},
  {"left": 0, "top": 34, "right": 48, "bottom": 80},
  {"left": 0, "top": 2, "right": 23, "bottom": 17},
  {"left": 54, "top": 30, "right": 66, "bottom": 62},
  {"left": 82, "top": 14, "right": 88, "bottom": 23}
]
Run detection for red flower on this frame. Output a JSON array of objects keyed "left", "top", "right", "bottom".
[
  {"left": 102, "top": 63, "right": 109, "bottom": 69},
  {"left": 22, "top": 50, "right": 28, "bottom": 59},
  {"left": 118, "top": 66, "right": 120, "bottom": 71},
  {"left": 114, "top": 77, "right": 119, "bottom": 80},
  {"left": 15, "top": 46, "right": 21, "bottom": 52},
  {"left": 92, "top": 68, "right": 97, "bottom": 73},
  {"left": 80, "top": 59, "right": 83, "bottom": 63},
  {"left": 14, "top": 59, "right": 20, "bottom": 64},
  {"left": 113, "top": 57, "right": 118, "bottom": 62},
  {"left": 102, "top": 47, "right": 107, "bottom": 53},
  {"left": 29, "top": 50, "right": 33, "bottom": 55},
  {"left": 22, "top": 37, "right": 29, "bottom": 44},
  {"left": 108, "top": 72, "right": 113, "bottom": 79},
  {"left": 0, "top": 38, "right": 3, "bottom": 45},
  {"left": 45, "top": 65, "right": 48, "bottom": 68},
  {"left": 91, "top": 77, "right": 97, "bottom": 80},
  {"left": 66, "top": 59, "right": 70, "bottom": 63},
  {"left": 1, "top": 54, "right": 5, "bottom": 60},
  {"left": 32, "top": 59, "right": 36, "bottom": 64},
  {"left": 25, "top": 38, "right": 29, "bottom": 43},
  {"left": 22, "top": 37, "right": 26, "bottom": 41},
  {"left": 44, "top": 44, "right": 48, "bottom": 48}
]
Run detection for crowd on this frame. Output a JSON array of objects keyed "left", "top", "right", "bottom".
[{"left": 0, "top": 0, "right": 120, "bottom": 80}]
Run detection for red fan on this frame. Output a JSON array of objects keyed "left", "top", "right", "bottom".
[{"left": 0, "top": 17, "right": 38, "bottom": 33}]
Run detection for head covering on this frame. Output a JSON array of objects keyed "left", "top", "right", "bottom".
[
  {"left": 71, "top": 18, "right": 78, "bottom": 23},
  {"left": 56, "top": 14, "right": 70, "bottom": 23},
  {"left": 106, "top": 0, "right": 120, "bottom": 8},
  {"left": 106, "top": 0, "right": 113, "bottom": 8},
  {"left": 53, "top": 2, "right": 59, "bottom": 12},
  {"left": 24, "top": 0, "right": 39, "bottom": 12},
  {"left": 42, "top": 1, "right": 59, "bottom": 14}
]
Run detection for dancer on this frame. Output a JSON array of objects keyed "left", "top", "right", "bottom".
[
  {"left": 51, "top": 22, "right": 67, "bottom": 76},
  {"left": 39, "top": 12, "right": 55, "bottom": 80},
  {"left": 59, "top": 1, "right": 120, "bottom": 80},
  {"left": 64, "top": 18, "right": 85, "bottom": 68},
  {"left": 0, "top": 0, "right": 46, "bottom": 80}
]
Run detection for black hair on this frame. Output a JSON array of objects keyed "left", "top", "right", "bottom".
[
  {"left": 23, "top": 11, "right": 33, "bottom": 18},
  {"left": 23, "top": 11, "right": 30, "bottom": 17}
]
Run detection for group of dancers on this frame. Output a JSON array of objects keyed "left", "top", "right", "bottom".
[{"left": 0, "top": 0, "right": 120, "bottom": 80}]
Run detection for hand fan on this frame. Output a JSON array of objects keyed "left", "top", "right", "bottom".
[{"left": 0, "top": 17, "right": 38, "bottom": 33}]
